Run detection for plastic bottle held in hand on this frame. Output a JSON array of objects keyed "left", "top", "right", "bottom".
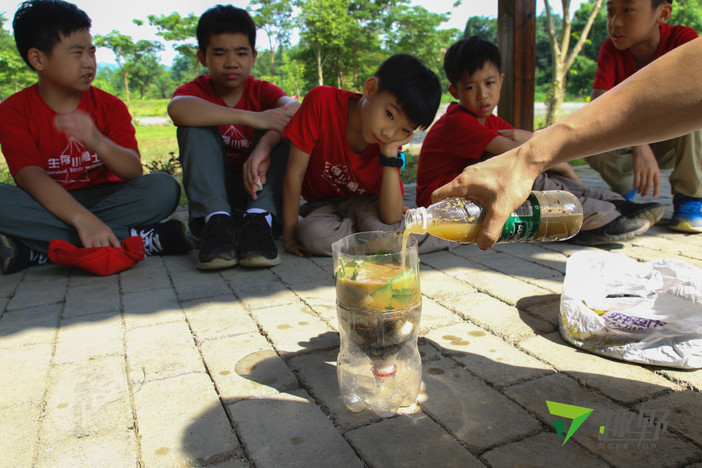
[{"left": 405, "top": 190, "right": 583, "bottom": 243}]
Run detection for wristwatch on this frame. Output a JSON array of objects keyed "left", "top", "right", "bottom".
[{"left": 379, "top": 150, "right": 406, "bottom": 169}]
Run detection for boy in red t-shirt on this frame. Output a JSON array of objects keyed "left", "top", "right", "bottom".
[
  {"left": 417, "top": 37, "right": 661, "bottom": 245},
  {"left": 0, "top": 0, "right": 190, "bottom": 275},
  {"left": 283, "top": 54, "right": 450, "bottom": 256},
  {"left": 169, "top": 5, "right": 299, "bottom": 270},
  {"left": 587, "top": 0, "right": 702, "bottom": 233}
]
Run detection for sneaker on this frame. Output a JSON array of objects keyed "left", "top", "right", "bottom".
[
  {"left": 132, "top": 219, "right": 194, "bottom": 256},
  {"left": 0, "top": 234, "right": 48, "bottom": 274},
  {"left": 238, "top": 212, "right": 281, "bottom": 268},
  {"left": 197, "top": 214, "right": 237, "bottom": 270},
  {"left": 670, "top": 194, "right": 702, "bottom": 233},
  {"left": 570, "top": 215, "right": 650, "bottom": 246},
  {"left": 610, "top": 199, "right": 665, "bottom": 225}
]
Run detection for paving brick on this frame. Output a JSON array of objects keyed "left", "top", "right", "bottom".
[
  {"left": 247, "top": 303, "right": 337, "bottom": 356},
  {"left": 520, "top": 332, "right": 680, "bottom": 403},
  {"left": 170, "top": 268, "right": 233, "bottom": 302},
  {"left": 418, "top": 296, "right": 462, "bottom": 334},
  {"left": 0, "top": 403, "right": 41, "bottom": 467},
  {"left": 122, "top": 287, "right": 183, "bottom": 330},
  {"left": 518, "top": 295, "right": 561, "bottom": 330},
  {"left": 288, "top": 349, "right": 378, "bottom": 430},
  {"left": 657, "top": 368, "right": 702, "bottom": 391},
  {"left": 436, "top": 291, "right": 549, "bottom": 342},
  {"left": 0, "top": 343, "right": 52, "bottom": 408},
  {"left": 503, "top": 373, "right": 702, "bottom": 467},
  {"left": 271, "top": 253, "right": 330, "bottom": 285},
  {"left": 424, "top": 323, "right": 553, "bottom": 388},
  {"left": 647, "top": 391, "right": 702, "bottom": 445},
  {"left": 470, "top": 251, "right": 564, "bottom": 283},
  {"left": 200, "top": 332, "right": 299, "bottom": 403},
  {"left": 294, "top": 280, "right": 338, "bottom": 331},
  {"left": 134, "top": 373, "right": 241, "bottom": 467},
  {"left": 419, "top": 357, "right": 541, "bottom": 452},
  {"left": 0, "top": 273, "right": 20, "bottom": 298},
  {"left": 231, "top": 279, "right": 299, "bottom": 310},
  {"left": 227, "top": 389, "right": 362, "bottom": 468},
  {"left": 6, "top": 277, "right": 67, "bottom": 310},
  {"left": 38, "top": 356, "right": 136, "bottom": 467},
  {"left": 63, "top": 281, "right": 121, "bottom": 318},
  {"left": 125, "top": 320, "right": 204, "bottom": 384},
  {"left": 346, "top": 412, "right": 484, "bottom": 467},
  {"left": 66, "top": 271, "right": 118, "bottom": 292},
  {"left": 119, "top": 256, "right": 172, "bottom": 293},
  {"left": 182, "top": 295, "right": 259, "bottom": 342},
  {"left": 493, "top": 242, "right": 570, "bottom": 274},
  {"left": 481, "top": 432, "right": 609, "bottom": 467},
  {"left": 54, "top": 312, "right": 123, "bottom": 364},
  {"left": 0, "top": 304, "right": 60, "bottom": 348},
  {"left": 418, "top": 268, "right": 477, "bottom": 300}
]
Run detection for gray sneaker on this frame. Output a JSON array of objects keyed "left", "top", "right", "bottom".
[
  {"left": 0, "top": 234, "right": 48, "bottom": 274},
  {"left": 570, "top": 216, "right": 650, "bottom": 246}
]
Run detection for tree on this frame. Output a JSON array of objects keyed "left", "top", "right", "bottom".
[
  {"left": 463, "top": 15, "right": 497, "bottom": 43},
  {"left": 94, "top": 30, "right": 163, "bottom": 102},
  {"left": 143, "top": 13, "right": 200, "bottom": 79},
  {"left": 0, "top": 14, "right": 34, "bottom": 99},
  {"left": 250, "top": 0, "right": 294, "bottom": 76},
  {"left": 299, "top": 0, "right": 353, "bottom": 86},
  {"left": 542, "top": 0, "right": 603, "bottom": 125},
  {"left": 671, "top": 0, "right": 702, "bottom": 32}
]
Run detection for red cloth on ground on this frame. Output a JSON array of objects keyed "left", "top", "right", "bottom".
[{"left": 48, "top": 236, "right": 145, "bottom": 276}]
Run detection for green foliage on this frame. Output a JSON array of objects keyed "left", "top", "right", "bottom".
[
  {"left": 0, "top": 14, "right": 35, "bottom": 100},
  {"left": 463, "top": 16, "right": 497, "bottom": 43},
  {"left": 144, "top": 151, "right": 180, "bottom": 175}
]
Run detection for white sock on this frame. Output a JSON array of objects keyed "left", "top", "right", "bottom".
[
  {"left": 205, "top": 211, "right": 230, "bottom": 224},
  {"left": 247, "top": 208, "right": 272, "bottom": 226}
]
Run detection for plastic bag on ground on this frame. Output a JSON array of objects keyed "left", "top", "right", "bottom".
[{"left": 559, "top": 250, "right": 702, "bottom": 369}]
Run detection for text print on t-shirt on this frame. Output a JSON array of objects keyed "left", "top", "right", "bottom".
[
  {"left": 321, "top": 161, "right": 365, "bottom": 196},
  {"left": 48, "top": 136, "right": 102, "bottom": 184},
  {"left": 223, "top": 125, "right": 251, "bottom": 164}
]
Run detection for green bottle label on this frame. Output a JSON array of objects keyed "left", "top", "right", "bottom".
[{"left": 499, "top": 193, "right": 541, "bottom": 242}]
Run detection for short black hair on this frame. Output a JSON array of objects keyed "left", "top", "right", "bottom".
[
  {"left": 652, "top": 0, "right": 672, "bottom": 7},
  {"left": 373, "top": 54, "right": 441, "bottom": 130},
  {"left": 197, "top": 5, "right": 256, "bottom": 53},
  {"left": 444, "top": 36, "right": 502, "bottom": 87},
  {"left": 12, "top": 0, "right": 91, "bottom": 70}
]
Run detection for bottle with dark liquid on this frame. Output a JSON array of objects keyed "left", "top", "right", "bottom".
[{"left": 404, "top": 190, "right": 583, "bottom": 243}]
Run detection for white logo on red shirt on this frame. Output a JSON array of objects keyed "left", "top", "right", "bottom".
[
  {"left": 321, "top": 162, "right": 366, "bottom": 196},
  {"left": 47, "top": 137, "right": 102, "bottom": 184}
]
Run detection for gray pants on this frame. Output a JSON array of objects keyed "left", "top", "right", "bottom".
[
  {"left": 0, "top": 172, "right": 180, "bottom": 254},
  {"left": 177, "top": 126, "right": 288, "bottom": 236},
  {"left": 586, "top": 130, "right": 702, "bottom": 197},
  {"left": 296, "top": 195, "right": 453, "bottom": 256}
]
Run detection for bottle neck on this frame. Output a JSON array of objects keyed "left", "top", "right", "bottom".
[{"left": 404, "top": 206, "right": 429, "bottom": 235}]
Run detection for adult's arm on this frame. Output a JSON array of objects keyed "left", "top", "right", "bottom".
[{"left": 432, "top": 36, "right": 702, "bottom": 249}]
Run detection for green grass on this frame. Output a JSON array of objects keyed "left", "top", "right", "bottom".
[{"left": 128, "top": 99, "right": 170, "bottom": 118}]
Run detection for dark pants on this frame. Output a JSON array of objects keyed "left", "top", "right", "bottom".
[{"left": 0, "top": 172, "right": 180, "bottom": 254}]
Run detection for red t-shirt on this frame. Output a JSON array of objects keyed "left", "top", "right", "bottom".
[
  {"left": 0, "top": 85, "right": 137, "bottom": 190},
  {"left": 283, "top": 86, "right": 401, "bottom": 202},
  {"left": 172, "top": 75, "right": 286, "bottom": 172},
  {"left": 593, "top": 23, "right": 698, "bottom": 90},
  {"left": 416, "top": 103, "right": 512, "bottom": 208}
]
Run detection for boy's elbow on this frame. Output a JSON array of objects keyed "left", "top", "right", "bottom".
[{"left": 166, "top": 99, "right": 184, "bottom": 124}]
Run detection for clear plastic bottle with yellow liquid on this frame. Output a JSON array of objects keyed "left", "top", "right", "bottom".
[{"left": 404, "top": 190, "right": 583, "bottom": 243}]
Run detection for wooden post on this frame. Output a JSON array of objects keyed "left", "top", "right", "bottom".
[{"left": 497, "top": 0, "right": 536, "bottom": 131}]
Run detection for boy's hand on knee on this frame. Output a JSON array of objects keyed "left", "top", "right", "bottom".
[
  {"left": 251, "top": 106, "right": 296, "bottom": 133},
  {"left": 632, "top": 145, "right": 661, "bottom": 197},
  {"left": 74, "top": 213, "right": 120, "bottom": 249}
]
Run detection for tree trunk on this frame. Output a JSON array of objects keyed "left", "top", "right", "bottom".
[
  {"left": 316, "top": 47, "right": 324, "bottom": 86},
  {"left": 123, "top": 69, "right": 130, "bottom": 103}
]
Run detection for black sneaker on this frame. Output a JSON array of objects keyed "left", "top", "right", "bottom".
[
  {"left": 611, "top": 199, "right": 665, "bottom": 225},
  {"left": 132, "top": 219, "right": 194, "bottom": 256},
  {"left": 570, "top": 215, "right": 650, "bottom": 246},
  {"left": 0, "top": 234, "right": 48, "bottom": 274},
  {"left": 197, "top": 214, "right": 237, "bottom": 270},
  {"left": 238, "top": 212, "right": 281, "bottom": 268}
]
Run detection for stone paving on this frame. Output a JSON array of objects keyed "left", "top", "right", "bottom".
[{"left": 1, "top": 167, "right": 702, "bottom": 467}]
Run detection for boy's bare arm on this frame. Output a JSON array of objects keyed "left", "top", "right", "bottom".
[
  {"left": 168, "top": 96, "right": 295, "bottom": 133},
  {"left": 15, "top": 166, "right": 120, "bottom": 248},
  {"left": 378, "top": 164, "right": 404, "bottom": 224},
  {"left": 282, "top": 145, "right": 309, "bottom": 256},
  {"left": 54, "top": 111, "right": 142, "bottom": 180}
]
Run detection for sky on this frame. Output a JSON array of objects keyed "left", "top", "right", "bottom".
[{"left": 0, "top": 0, "right": 588, "bottom": 66}]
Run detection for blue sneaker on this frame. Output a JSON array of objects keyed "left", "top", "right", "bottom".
[{"left": 670, "top": 194, "right": 702, "bottom": 233}]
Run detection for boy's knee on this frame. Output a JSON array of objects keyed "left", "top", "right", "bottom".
[
  {"left": 296, "top": 217, "right": 349, "bottom": 256},
  {"left": 138, "top": 172, "right": 181, "bottom": 213}
]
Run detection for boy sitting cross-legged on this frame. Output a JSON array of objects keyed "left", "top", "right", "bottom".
[
  {"left": 169, "top": 5, "right": 299, "bottom": 270},
  {"left": 0, "top": 0, "right": 191, "bottom": 275},
  {"left": 417, "top": 36, "right": 663, "bottom": 245},
  {"left": 282, "top": 54, "right": 452, "bottom": 256},
  {"left": 586, "top": 0, "right": 702, "bottom": 233}
]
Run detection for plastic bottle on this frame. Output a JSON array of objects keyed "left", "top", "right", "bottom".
[
  {"left": 404, "top": 190, "right": 583, "bottom": 243},
  {"left": 336, "top": 301, "right": 422, "bottom": 418}
]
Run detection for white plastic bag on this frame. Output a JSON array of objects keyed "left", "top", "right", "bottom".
[{"left": 559, "top": 250, "right": 702, "bottom": 368}]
